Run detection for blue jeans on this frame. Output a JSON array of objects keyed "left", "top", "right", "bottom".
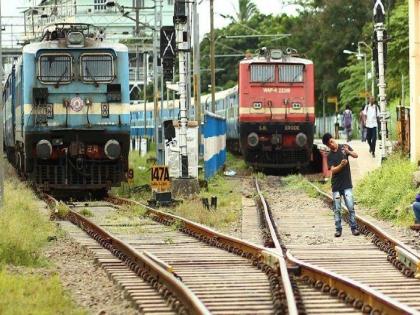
[
  {"left": 332, "top": 189, "right": 358, "bottom": 231},
  {"left": 413, "top": 202, "right": 420, "bottom": 223}
]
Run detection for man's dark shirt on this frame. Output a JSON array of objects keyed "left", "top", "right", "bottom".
[{"left": 327, "top": 144, "right": 353, "bottom": 192}]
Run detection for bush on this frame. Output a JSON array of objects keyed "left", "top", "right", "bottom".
[
  {"left": 355, "top": 153, "right": 416, "bottom": 225},
  {"left": 0, "top": 179, "right": 54, "bottom": 266},
  {"left": 0, "top": 269, "right": 85, "bottom": 315}
]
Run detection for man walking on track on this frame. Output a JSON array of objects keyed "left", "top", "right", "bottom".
[
  {"left": 363, "top": 97, "right": 379, "bottom": 157},
  {"left": 322, "top": 133, "right": 360, "bottom": 237}
]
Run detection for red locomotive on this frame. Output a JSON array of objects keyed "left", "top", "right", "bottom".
[{"left": 237, "top": 48, "right": 315, "bottom": 169}]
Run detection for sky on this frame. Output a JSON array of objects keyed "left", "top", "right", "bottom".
[
  {"left": 1, "top": 0, "right": 298, "bottom": 45},
  {"left": 197, "top": 0, "right": 298, "bottom": 38}
]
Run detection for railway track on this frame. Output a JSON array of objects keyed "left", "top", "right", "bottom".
[
  {"left": 254, "top": 176, "right": 420, "bottom": 314},
  {"left": 45, "top": 195, "right": 298, "bottom": 314}
]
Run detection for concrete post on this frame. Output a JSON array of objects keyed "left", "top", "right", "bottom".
[
  {"left": 410, "top": 0, "right": 420, "bottom": 163},
  {"left": 0, "top": 2, "right": 3, "bottom": 207},
  {"left": 143, "top": 52, "right": 148, "bottom": 137},
  {"left": 175, "top": 1, "right": 190, "bottom": 178},
  {"left": 375, "top": 22, "right": 389, "bottom": 161},
  {"left": 193, "top": 0, "right": 201, "bottom": 132},
  {"left": 153, "top": 1, "right": 159, "bottom": 159},
  {"left": 210, "top": 0, "right": 216, "bottom": 112}
]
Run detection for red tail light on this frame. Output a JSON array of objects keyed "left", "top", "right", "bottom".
[{"left": 282, "top": 135, "right": 296, "bottom": 147}]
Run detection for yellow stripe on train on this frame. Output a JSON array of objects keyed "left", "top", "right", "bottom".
[
  {"left": 23, "top": 103, "right": 130, "bottom": 116},
  {"left": 239, "top": 107, "right": 315, "bottom": 115}
]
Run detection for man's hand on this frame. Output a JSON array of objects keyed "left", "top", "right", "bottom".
[
  {"left": 340, "top": 159, "right": 348, "bottom": 167},
  {"left": 343, "top": 145, "right": 351, "bottom": 154},
  {"left": 343, "top": 145, "right": 358, "bottom": 158}
]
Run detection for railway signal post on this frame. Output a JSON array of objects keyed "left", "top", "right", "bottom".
[
  {"left": 373, "top": 0, "right": 390, "bottom": 161},
  {"left": 172, "top": 0, "right": 199, "bottom": 196}
]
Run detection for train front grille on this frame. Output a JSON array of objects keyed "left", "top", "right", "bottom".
[
  {"left": 34, "top": 160, "right": 123, "bottom": 187},
  {"left": 246, "top": 149, "right": 310, "bottom": 166}
]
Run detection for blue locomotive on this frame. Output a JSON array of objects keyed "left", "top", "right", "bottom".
[{"left": 3, "top": 23, "right": 130, "bottom": 193}]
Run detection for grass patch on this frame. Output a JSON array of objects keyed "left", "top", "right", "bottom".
[
  {"left": 112, "top": 150, "right": 156, "bottom": 199},
  {"left": 169, "top": 174, "right": 241, "bottom": 230},
  {"left": 54, "top": 202, "right": 70, "bottom": 219},
  {"left": 79, "top": 208, "right": 93, "bottom": 217},
  {"left": 0, "top": 179, "right": 55, "bottom": 266},
  {"left": 0, "top": 269, "right": 85, "bottom": 315},
  {"left": 225, "top": 152, "right": 250, "bottom": 175},
  {"left": 355, "top": 153, "right": 416, "bottom": 225},
  {"left": 282, "top": 175, "right": 321, "bottom": 198}
]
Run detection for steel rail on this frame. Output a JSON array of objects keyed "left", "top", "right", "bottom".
[
  {"left": 109, "top": 196, "right": 269, "bottom": 259},
  {"left": 254, "top": 177, "right": 419, "bottom": 315},
  {"left": 306, "top": 180, "right": 420, "bottom": 277},
  {"left": 44, "top": 191, "right": 211, "bottom": 315},
  {"left": 254, "top": 179, "right": 299, "bottom": 315},
  {"left": 286, "top": 253, "right": 417, "bottom": 315},
  {"left": 108, "top": 195, "right": 295, "bottom": 313}
]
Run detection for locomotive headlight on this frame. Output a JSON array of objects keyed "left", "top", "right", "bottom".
[
  {"left": 247, "top": 132, "right": 259, "bottom": 147},
  {"left": 104, "top": 140, "right": 121, "bottom": 160},
  {"left": 253, "top": 102, "right": 262, "bottom": 109},
  {"left": 292, "top": 102, "right": 302, "bottom": 110},
  {"left": 85, "top": 97, "right": 93, "bottom": 106},
  {"left": 36, "top": 140, "right": 52, "bottom": 160},
  {"left": 67, "top": 31, "right": 85, "bottom": 46},
  {"left": 296, "top": 133, "right": 307, "bottom": 147}
]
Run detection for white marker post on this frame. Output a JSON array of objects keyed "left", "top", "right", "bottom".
[{"left": 373, "top": 0, "right": 389, "bottom": 161}]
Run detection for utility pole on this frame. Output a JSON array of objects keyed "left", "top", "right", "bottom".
[
  {"left": 143, "top": 52, "right": 148, "bottom": 137},
  {"left": 210, "top": 0, "right": 216, "bottom": 112},
  {"left": 409, "top": 0, "right": 420, "bottom": 163},
  {"left": 192, "top": 0, "right": 201, "bottom": 137},
  {"left": 0, "top": 1, "right": 3, "bottom": 207},
  {"left": 153, "top": 1, "right": 159, "bottom": 161},
  {"left": 373, "top": 0, "right": 389, "bottom": 161},
  {"left": 358, "top": 41, "right": 375, "bottom": 98}
]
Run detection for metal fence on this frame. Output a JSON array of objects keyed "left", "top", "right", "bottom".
[{"left": 203, "top": 111, "right": 226, "bottom": 180}]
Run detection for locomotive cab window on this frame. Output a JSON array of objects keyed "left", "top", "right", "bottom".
[
  {"left": 250, "top": 64, "right": 275, "bottom": 83},
  {"left": 38, "top": 54, "right": 72, "bottom": 84},
  {"left": 80, "top": 53, "right": 114, "bottom": 83},
  {"left": 279, "top": 64, "right": 304, "bottom": 83}
]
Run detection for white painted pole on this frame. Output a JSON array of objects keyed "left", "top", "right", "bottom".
[
  {"left": 375, "top": 22, "right": 388, "bottom": 161},
  {"left": 175, "top": 0, "right": 190, "bottom": 178},
  {"left": 409, "top": 0, "right": 420, "bottom": 163},
  {"left": 0, "top": 1, "right": 4, "bottom": 207}
]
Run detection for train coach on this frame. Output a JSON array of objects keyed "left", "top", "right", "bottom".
[
  {"left": 3, "top": 23, "right": 130, "bottom": 193},
  {"left": 129, "top": 48, "right": 314, "bottom": 170}
]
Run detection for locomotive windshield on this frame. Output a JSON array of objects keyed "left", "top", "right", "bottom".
[
  {"left": 38, "top": 54, "right": 72, "bottom": 84},
  {"left": 80, "top": 53, "right": 114, "bottom": 83},
  {"left": 279, "top": 64, "right": 304, "bottom": 83},
  {"left": 250, "top": 64, "right": 275, "bottom": 83}
]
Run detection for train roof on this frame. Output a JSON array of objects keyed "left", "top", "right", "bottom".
[
  {"left": 22, "top": 23, "right": 128, "bottom": 54},
  {"left": 23, "top": 40, "right": 128, "bottom": 54},
  {"left": 240, "top": 55, "right": 313, "bottom": 65},
  {"left": 130, "top": 86, "right": 238, "bottom": 112}
]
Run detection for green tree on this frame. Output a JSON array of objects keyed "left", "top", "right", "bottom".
[
  {"left": 236, "top": 0, "right": 257, "bottom": 23},
  {"left": 338, "top": 0, "right": 409, "bottom": 111}
]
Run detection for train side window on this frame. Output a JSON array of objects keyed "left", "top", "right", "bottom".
[
  {"left": 80, "top": 53, "right": 115, "bottom": 83},
  {"left": 38, "top": 54, "right": 72, "bottom": 84},
  {"left": 250, "top": 64, "right": 275, "bottom": 83},
  {"left": 279, "top": 64, "right": 304, "bottom": 83}
]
